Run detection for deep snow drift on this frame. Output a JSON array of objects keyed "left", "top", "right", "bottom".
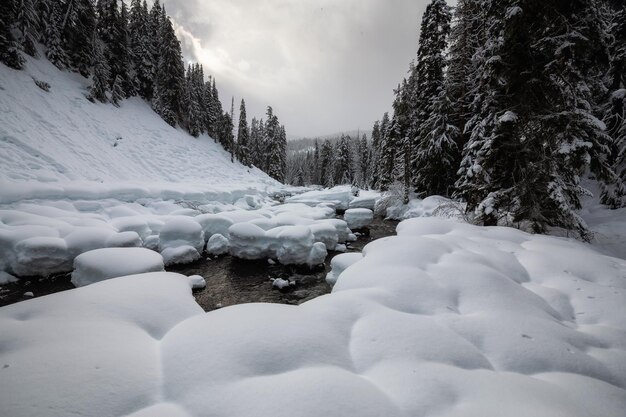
[{"left": 1, "top": 217, "right": 625, "bottom": 417}]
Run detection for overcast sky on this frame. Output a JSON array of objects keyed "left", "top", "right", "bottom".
[{"left": 162, "top": 0, "right": 433, "bottom": 138}]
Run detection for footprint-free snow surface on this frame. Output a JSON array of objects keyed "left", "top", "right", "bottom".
[{"left": 1, "top": 217, "right": 625, "bottom": 417}]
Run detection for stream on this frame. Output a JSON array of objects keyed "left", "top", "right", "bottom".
[{"left": 0, "top": 217, "right": 398, "bottom": 309}]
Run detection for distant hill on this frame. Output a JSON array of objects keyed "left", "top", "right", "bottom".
[{"left": 288, "top": 130, "right": 372, "bottom": 154}]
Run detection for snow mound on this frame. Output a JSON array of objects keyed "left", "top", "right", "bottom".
[
  {"left": 1, "top": 218, "right": 626, "bottom": 416},
  {"left": 344, "top": 208, "right": 374, "bottom": 229},
  {"left": 162, "top": 245, "right": 201, "bottom": 266},
  {"left": 71, "top": 247, "right": 164, "bottom": 287},
  {"left": 325, "top": 252, "right": 362, "bottom": 286},
  {"left": 206, "top": 233, "right": 230, "bottom": 256}
]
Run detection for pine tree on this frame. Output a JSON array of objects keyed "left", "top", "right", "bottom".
[
  {"left": 0, "top": 0, "right": 24, "bottom": 69},
  {"left": 15, "top": 0, "right": 40, "bottom": 57},
  {"left": 407, "top": 0, "right": 452, "bottom": 195},
  {"left": 369, "top": 120, "right": 382, "bottom": 187},
  {"left": 237, "top": 99, "right": 251, "bottom": 166},
  {"left": 357, "top": 134, "right": 369, "bottom": 188},
  {"left": 335, "top": 135, "right": 354, "bottom": 185},
  {"left": 110, "top": 74, "right": 124, "bottom": 106},
  {"left": 89, "top": 36, "right": 110, "bottom": 103},
  {"left": 320, "top": 139, "right": 335, "bottom": 187},
  {"left": 313, "top": 140, "right": 321, "bottom": 185},
  {"left": 602, "top": 1, "right": 626, "bottom": 207},
  {"left": 129, "top": 0, "right": 153, "bottom": 98},
  {"left": 63, "top": 0, "right": 97, "bottom": 77},
  {"left": 116, "top": 1, "right": 136, "bottom": 97},
  {"left": 376, "top": 112, "right": 394, "bottom": 191},
  {"left": 43, "top": 1, "right": 69, "bottom": 69},
  {"left": 456, "top": 0, "right": 615, "bottom": 236},
  {"left": 249, "top": 117, "right": 261, "bottom": 167},
  {"left": 152, "top": 12, "right": 184, "bottom": 127}
]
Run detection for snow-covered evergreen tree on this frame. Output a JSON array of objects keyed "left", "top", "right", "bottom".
[
  {"left": 237, "top": 99, "right": 251, "bottom": 166},
  {"left": 88, "top": 36, "right": 110, "bottom": 103},
  {"left": 376, "top": 112, "right": 394, "bottom": 191},
  {"left": 129, "top": 0, "right": 153, "bottom": 99},
  {"left": 407, "top": 0, "right": 452, "bottom": 195},
  {"left": 319, "top": 139, "right": 335, "bottom": 188},
  {"left": 110, "top": 74, "right": 124, "bottom": 106},
  {"left": 43, "top": 2, "right": 69, "bottom": 69},
  {"left": 152, "top": 12, "right": 184, "bottom": 127},
  {"left": 334, "top": 135, "right": 354, "bottom": 185},
  {"left": 457, "top": 0, "right": 616, "bottom": 237},
  {"left": 602, "top": 0, "right": 626, "bottom": 207},
  {"left": 16, "top": 0, "right": 40, "bottom": 57},
  {"left": 63, "top": 0, "right": 97, "bottom": 77},
  {"left": 357, "top": 134, "right": 369, "bottom": 188},
  {"left": 0, "top": 0, "right": 24, "bottom": 69}
]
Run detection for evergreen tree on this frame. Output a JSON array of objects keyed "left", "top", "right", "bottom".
[
  {"left": 88, "top": 36, "right": 110, "bottom": 103},
  {"left": 63, "top": 0, "right": 97, "bottom": 77},
  {"left": 0, "top": 0, "right": 24, "bottom": 69},
  {"left": 219, "top": 112, "right": 235, "bottom": 160},
  {"left": 129, "top": 0, "right": 153, "bottom": 98},
  {"left": 369, "top": 120, "right": 382, "bottom": 187},
  {"left": 116, "top": 1, "right": 136, "bottom": 97},
  {"left": 152, "top": 13, "right": 184, "bottom": 126},
  {"left": 376, "top": 112, "right": 393, "bottom": 190},
  {"left": 335, "top": 135, "right": 354, "bottom": 184},
  {"left": 249, "top": 117, "right": 261, "bottom": 167},
  {"left": 16, "top": 0, "right": 40, "bottom": 57},
  {"left": 320, "top": 139, "right": 335, "bottom": 187},
  {"left": 456, "top": 0, "right": 615, "bottom": 236},
  {"left": 313, "top": 140, "right": 321, "bottom": 185},
  {"left": 43, "top": 1, "right": 69, "bottom": 69},
  {"left": 237, "top": 99, "right": 251, "bottom": 166},
  {"left": 110, "top": 74, "right": 124, "bottom": 106},
  {"left": 407, "top": 0, "right": 452, "bottom": 195},
  {"left": 358, "top": 134, "right": 369, "bottom": 188},
  {"left": 602, "top": 1, "right": 626, "bottom": 207}
]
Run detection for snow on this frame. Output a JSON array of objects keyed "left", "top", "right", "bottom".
[
  {"left": 206, "top": 233, "right": 230, "bottom": 256},
  {"left": 344, "top": 208, "right": 374, "bottom": 229},
  {"left": 71, "top": 247, "right": 164, "bottom": 287},
  {"left": 161, "top": 245, "right": 201, "bottom": 266},
  {"left": 159, "top": 217, "right": 205, "bottom": 253},
  {"left": 386, "top": 195, "right": 462, "bottom": 220},
  {"left": 188, "top": 275, "right": 207, "bottom": 290},
  {"left": 325, "top": 252, "right": 362, "bottom": 286},
  {"left": 0, "top": 55, "right": 280, "bottom": 205},
  {"left": 2, "top": 217, "right": 625, "bottom": 417}
]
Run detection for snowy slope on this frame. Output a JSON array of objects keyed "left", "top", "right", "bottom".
[
  {"left": 0, "top": 55, "right": 280, "bottom": 203},
  {"left": 1, "top": 217, "right": 625, "bottom": 417}
]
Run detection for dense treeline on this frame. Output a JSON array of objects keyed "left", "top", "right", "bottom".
[
  {"left": 371, "top": 0, "right": 626, "bottom": 237},
  {"left": 285, "top": 133, "right": 371, "bottom": 188},
  {"left": 0, "top": 0, "right": 288, "bottom": 181}
]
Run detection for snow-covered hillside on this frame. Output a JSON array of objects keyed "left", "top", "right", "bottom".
[{"left": 0, "top": 55, "right": 280, "bottom": 204}]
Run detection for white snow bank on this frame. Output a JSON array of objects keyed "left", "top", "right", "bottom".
[
  {"left": 325, "top": 252, "right": 362, "bottom": 286},
  {"left": 285, "top": 185, "right": 357, "bottom": 211},
  {"left": 344, "top": 208, "right": 374, "bottom": 229},
  {"left": 71, "top": 247, "right": 165, "bottom": 287},
  {"left": 206, "top": 233, "right": 229, "bottom": 256},
  {"left": 385, "top": 195, "right": 462, "bottom": 220},
  {"left": 2, "top": 218, "right": 626, "bottom": 417}
]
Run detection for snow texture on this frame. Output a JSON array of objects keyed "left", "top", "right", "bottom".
[
  {"left": 1, "top": 217, "right": 625, "bottom": 417},
  {"left": 71, "top": 247, "right": 164, "bottom": 287}
]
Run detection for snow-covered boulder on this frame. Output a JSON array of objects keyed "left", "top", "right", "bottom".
[
  {"left": 344, "top": 208, "right": 374, "bottom": 229},
  {"left": 228, "top": 223, "right": 269, "bottom": 259},
  {"left": 106, "top": 231, "right": 143, "bottom": 248},
  {"left": 274, "top": 226, "right": 324, "bottom": 267},
  {"left": 13, "top": 237, "right": 71, "bottom": 276},
  {"left": 159, "top": 217, "right": 204, "bottom": 253},
  {"left": 320, "top": 218, "right": 352, "bottom": 243},
  {"left": 325, "top": 252, "right": 362, "bottom": 286},
  {"left": 71, "top": 247, "right": 164, "bottom": 287},
  {"left": 195, "top": 213, "right": 234, "bottom": 240},
  {"left": 207, "top": 233, "right": 230, "bottom": 256},
  {"left": 161, "top": 246, "right": 201, "bottom": 266},
  {"left": 188, "top": 275, "right": 207, "bottom": 290},
  {"left": 309, "top": 222, "right": 340, "bottom": 251}
]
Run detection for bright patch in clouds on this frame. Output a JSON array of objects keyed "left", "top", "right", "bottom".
[{"left": 163, "top": 0, "right": 428, "bottom": 137}]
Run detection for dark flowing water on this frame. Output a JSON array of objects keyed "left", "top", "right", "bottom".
[{"left": 0, "top": 217, "right": 398, "bottom": 309}]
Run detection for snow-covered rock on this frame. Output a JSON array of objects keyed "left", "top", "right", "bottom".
[
  {"left": 206, "top": 233, "right": 230, "bottom": 256},
  {"left": 159, "top": 217, "right": 204, "bottom": 253},
  {"left": 71, "top": 247, "right": 164, "bottom": 287},
  {"left": 161, "top": 246, "right": 201, "bottom": 266},
  {"left": 325, "top": 252, "right": 362, "bottom": 286},
  {"left": 344, "top": 208, "right": 374, "bottom": 229},
  {"left": 188, "top": 275, "right": 207, "bottom": 290},
  {"left": 228, "top": 223, "right": 269, "bottom": 260}
]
